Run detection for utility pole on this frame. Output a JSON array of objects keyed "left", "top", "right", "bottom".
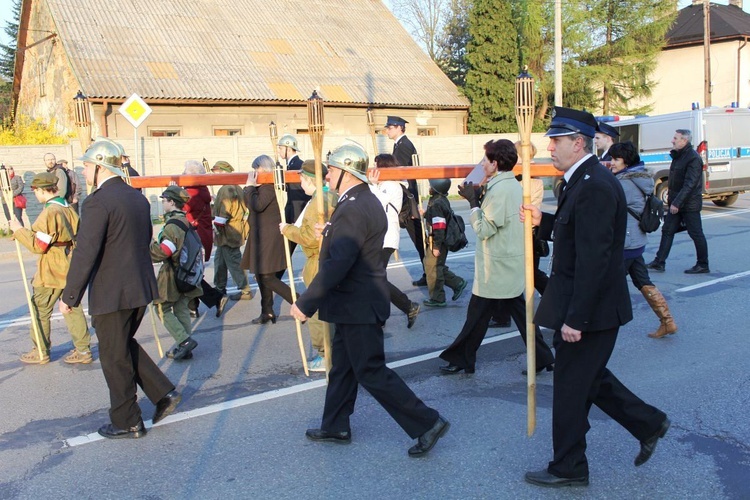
[
  {"left": 704, "top": 0, "right": 711, "bottom": 107},
  {"left": 554, "top": 0, "right": 562, "bottom": 106}
]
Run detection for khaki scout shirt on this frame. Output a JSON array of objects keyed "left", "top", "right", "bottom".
[
  {"left": 14, "top": 197, "right": 77, "bottom": 289},
  {"left": 212, "top": 185, "right": 248, "bottom": 248}
]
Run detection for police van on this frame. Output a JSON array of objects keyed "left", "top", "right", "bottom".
[{"left": 613, "top": 107, "right": 750, "bottom": 207}]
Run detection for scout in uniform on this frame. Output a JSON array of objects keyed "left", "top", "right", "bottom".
[{"left": 10, "top": 172, "right": 91, "bottom": 364}]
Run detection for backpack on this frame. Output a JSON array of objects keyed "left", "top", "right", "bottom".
[
  {"left": 55, "top": 164, "right": 78, "bottom": 204},
  {"left": 398, "top": 184, "right": 420, "bottom": 228},
  {"left": 165, "top": 219, "right": 205, "bottom": 293},
  {"left": 627, "top": 186, "right": 663, "bottom": 233},
  {"left": 444, "top": 209, "right": 469, "bottom": 252}
]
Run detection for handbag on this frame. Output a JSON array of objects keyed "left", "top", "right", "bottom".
[{"left": 13, "top": 194, "right": 27, "bottom": 209}]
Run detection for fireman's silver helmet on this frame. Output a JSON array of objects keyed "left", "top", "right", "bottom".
[
  {"left": 326, "top": 142, "right": 369, "bottom": 183},
  {"left": 78, "top": 140, "right": 124, "bottom": 176},
  {"left": 277, "top": 134, "right": 299, "bottom": 151}
]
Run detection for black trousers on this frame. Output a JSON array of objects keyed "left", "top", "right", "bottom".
[
  {"left": 548, "top": 327, "right": 666, "bottom": 478},
  {"left": 441, "top": 293, "right": 554, "bottom": 370},
  {"left": 256, "top": 273, "right": 294, "bottom": 316},
  {"left": 403, "top": 218, "right": 426, "bottom": 276},
  {"left": 624, "top": 255, "right": 653, "bottom": 290},
  {"left": 654, "top": 210, "right": 708, "bottom": 267},
  {"left": 321, "top": 322, "right": 439, "bottom": 438},
  {"left": 93, "top": 307, "right": 174, "bottom": 429},
  {"left": 189, "top": 279, "right": 224, "bottom": 311},
  {"left": 382, "top": 248, "right": 411, "bottom": 315}
]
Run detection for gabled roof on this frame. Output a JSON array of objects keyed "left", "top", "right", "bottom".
[
  {"left": 666, "top": 3, "right": 750, "bottom": 48},
  {"left": 38, "top": 0, "right": 468, "bottom": 108}
]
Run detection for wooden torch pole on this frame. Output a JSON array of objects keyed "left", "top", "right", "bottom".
[
  {"left": 0, "top": 166, "right": 46, "bottom": 361},
  {"left": 273, "top": 152, "right": 309, "bottom": 377},
  {"left": 308, "top": 91, "right": 332, "bottom": 378},
  {"left": 366, "top": 108, "right": 378, "bottom": 156},
  {"left": 515, "top": 68, "right": 537, "bottom": 437}
]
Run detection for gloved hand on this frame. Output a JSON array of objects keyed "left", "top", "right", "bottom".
[{"left": 457, "top": 182, "right": 480, "bottom": 208}]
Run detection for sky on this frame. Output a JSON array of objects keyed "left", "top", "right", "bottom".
[{"left": 1, "top": 0, "right": 749, "bottom": 48}]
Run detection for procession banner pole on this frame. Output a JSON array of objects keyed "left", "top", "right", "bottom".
[
  {"left": 121, "top": 162, "right": 163, "bottom": 358},
  {"left": 366, "top": 108, "right": 378, "bottom": 155},
  {"left": 269, "top": 122, "right": 279, "bottom": 166},
  {"left": 273, "top": 156, "right": 309, "bottom": 376},
  {"left": 308, "top": 91, "right": 332, "bottom": 378},
  {"left": 515, "top": 68, "right": 537, "bottom": 437},
  {"left": 0, "top": 166, "right": 45, "bottom": 361}
]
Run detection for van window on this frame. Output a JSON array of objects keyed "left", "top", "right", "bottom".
[{"left": 618, "top": 125, "right": 639, "bottom": 150}]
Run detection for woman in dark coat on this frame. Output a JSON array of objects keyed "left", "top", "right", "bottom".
[
  {"left": 241, "top": 155, "right": 293, "bottom": 324},
  {"left": 182, "top": 160, "right": 228, "bottom": 318}
]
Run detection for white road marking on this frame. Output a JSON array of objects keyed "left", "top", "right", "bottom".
[
  {"left": 702, "top": 208, "right": 750, "bottom": 219},
  {"left": 62, "top": 329, "right": 521, "bottom": 448},
  {"left": 676, "top": 270, "right": 750, "bottom": 293}
]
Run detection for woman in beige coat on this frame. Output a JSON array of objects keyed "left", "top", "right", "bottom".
[{"left": 439, "top": 139, "right": 554, "bottom": 375}]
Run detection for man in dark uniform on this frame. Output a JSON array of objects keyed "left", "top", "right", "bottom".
[
  {"left": 60, "top": 139, "right": 181, "bottom": 439},
  {"left": 522, "top": 108, "right": 670, "bottom": 487},
  {"left": 276, "top": 134, "right": 309, "bottom": 278},
  {"left": 594, "top": 121, "right": 618, "bottom": 162},
  {"left": 290, "top": 142, "right": 449, "bottom": 457},
  {"left": 384, "top": 116, "right": 427, "bottom": 286}
]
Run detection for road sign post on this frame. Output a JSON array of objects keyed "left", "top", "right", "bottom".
[{"left": 118, "top": 94, "right": 152, "bottom": 173}]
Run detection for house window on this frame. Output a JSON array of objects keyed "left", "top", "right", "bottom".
[
  {"left": 148, "top": 128, "right": 181, "bottom": 137},
  {"left": 213, "top": 127, "right": 243, "bottom": 136},
  {"left": 417, "top": 127, "right": 437, "bottom": 136},
  {"left": 38, "top": 61, "right": 46, "bottom": 97}
]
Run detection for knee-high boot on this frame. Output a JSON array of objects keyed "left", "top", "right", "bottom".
[{"left": 641, "top": 285, "right": 677, "bottom": 338}]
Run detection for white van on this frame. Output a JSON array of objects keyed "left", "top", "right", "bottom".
[{"left": 613, "top": 107, "right": 750, "bottom": 207}]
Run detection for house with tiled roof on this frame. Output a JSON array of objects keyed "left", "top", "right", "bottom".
[
  {"left": 12, "top": 0, "right": 469, "bottom": 139},
  {"left": 632, "top": 0, "right": 750, "bottom": 115}
]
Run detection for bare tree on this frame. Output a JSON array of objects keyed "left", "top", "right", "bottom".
[{"left": 391, "top": 0, "right": 449, "bottom": 61}]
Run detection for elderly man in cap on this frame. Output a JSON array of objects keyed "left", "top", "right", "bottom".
[
  {"left": 594, "top": 121, "right": 619, "bottom": 162},
  {"left": 60, "top": 139, "right": 180, "bottom": 438},
  {"left": 211, "top": 161, "right": 252, "bottom": 300},
  {"left": 521, "top": 107, "right": 669, "bottom": 487},
  {"left": 291, "top": 142, "right": 449, "bottom": 457},
  {"left": 150, "top": 186, "right": 203, "bottom": 360},
  {"left": 10, "top": 171, "right": 91, "bottom": 365},
  {"left": 384, "top": 116, "right": 428, "bottom": 287}
]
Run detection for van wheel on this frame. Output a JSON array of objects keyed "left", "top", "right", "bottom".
[
  {"left": 655, "top": 181, "right": 669, "bottom": 207},
  {"left": 712, "top": 194, "right": 739, "bottom": 207}
]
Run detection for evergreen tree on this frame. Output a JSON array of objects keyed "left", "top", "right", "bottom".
[
  {"left": 1, "top": 0, "right": 21, "bottom": 81},
  {"left": 578, "top": 0, "right": 677, "bottom": 115},
  {"left": 437, "top": 0, "right": 470, "bottom": 88},
  {"left": 464, "top": 0, "right": 518, "bottom": 133}
]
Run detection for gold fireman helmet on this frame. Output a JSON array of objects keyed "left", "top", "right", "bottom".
[
  {"left": 327, "top": 142, "right": 369, "bottom": 183},
  {"left": 78, "top": 139, "right": 124, "bottom": 176},
  {"left": 277, "top": 134, "right": 299, "bottom": 151}
]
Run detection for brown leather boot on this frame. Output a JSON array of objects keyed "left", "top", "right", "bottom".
[{"left": 641, "top": 285, "right": 677, "bottom": 338}]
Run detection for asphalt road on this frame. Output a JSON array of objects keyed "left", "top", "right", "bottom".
[{"left": 1, "top": 193, "right": 749, "bottom": 499}]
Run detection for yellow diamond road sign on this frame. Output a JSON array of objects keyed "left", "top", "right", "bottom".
[{"left": 118, "top": 94, "right": 152, "bottom": 128}]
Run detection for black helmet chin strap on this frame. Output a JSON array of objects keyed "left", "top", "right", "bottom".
[
  {"left": 334, "top": 169, "right": 345, "bottom": 193},
  {"left": 93, "top": 165, "right": 101, "bottom": 189}
]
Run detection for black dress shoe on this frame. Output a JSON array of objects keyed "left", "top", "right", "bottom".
[
  {"left": 684, "top": 264, "right": 709, "bottom": 274},
  {"left": 635, "top": 417, "right": 670, "bottom": 466},
  {"left": 408, "top": 415, "right": 450, "bottom": 457},
  {"left": 407, "top": 302, "right": 420, "bottom": 329},
  {"left": 167, "top": 338, "right": 198, "bottom": 360},
  {"left": 440, "top": 363, "right": 475, "bottom": 375},
  {"left": 522, "top": 363, "right": 554, "bottom": 376},
  {"left": 251, "top": 313, "right": 277, "bottom": 325},
  {"left": 215, "top": 294, "right": 229, "bottom": 318},
  {"left": 524, "top": 469, "right": 588, "bottom": 488},
  {"left": 305, "top": 428, "right": 351, "bottom": 444},
  {"left": 98, "top": 421, "right": 146, "bottom": 439},
  {"left": 412, "top": 275, "right": 428, "bottom": 287},
  {"left": 152, "top": 390, "right": 182, "bottom": 424},
  {"left": 646, "top": 260, "right": 665, "bottom": 272}
]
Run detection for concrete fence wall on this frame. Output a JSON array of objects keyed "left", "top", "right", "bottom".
[{"left": 1, "top": 133, "right": 553, "bottom": 224}]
